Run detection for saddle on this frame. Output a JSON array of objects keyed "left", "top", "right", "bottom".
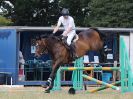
[
  {"left": 51, "top": 34, "right": 78, "bottom": 59},
  {"left": 60, "top": 35, "right": 79, "bottom": 60}
]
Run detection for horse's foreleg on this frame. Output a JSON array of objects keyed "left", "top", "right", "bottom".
[{"left": 45, "top": 60, "right": 61, "bottom": 92}]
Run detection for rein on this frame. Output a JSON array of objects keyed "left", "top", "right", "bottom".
[{"left": 41, "top": 46, "right": 48, "bottom": 54}]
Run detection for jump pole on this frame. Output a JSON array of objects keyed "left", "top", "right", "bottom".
[
  {"left": 61, "top": 67, "right": 119, "bottom": 71},
  {"left": 53, "top": 66, "right": 119, "bottom": 91},
  {"left": 88, "top": 81, "right": 121, "bottom": 93},
  {"left": 82, "top": 74, "right": 120, "bottom": 90}
]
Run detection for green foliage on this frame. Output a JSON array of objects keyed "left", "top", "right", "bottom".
[
  {"left": 1, "top": 0, "right": 133, "bottom": 27},
  {"left": 85, "top": 0, "right": 133, "bottom": 27},
  {"left": 59, "top": 0, "right": 90, "bottom": 26},
  {"left": 12, "top": 0, "right": 60, "bottom": 26},
  {"left": 0, "top": 15, "right": 13, "bottom": 26}
]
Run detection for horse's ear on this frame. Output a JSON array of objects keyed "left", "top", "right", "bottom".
[
  {"left": 36, "top": 36, "right": 41, "bottom": 40},
  {"left": 41, "top": 34, "right": 48, "bottom": 39}
]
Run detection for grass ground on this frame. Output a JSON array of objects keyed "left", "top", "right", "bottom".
[{"left": 0, "top": 86, "right": 133, "bottom": 99}]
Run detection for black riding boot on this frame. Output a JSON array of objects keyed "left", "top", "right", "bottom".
[
  {"left": 69, "top": 43, "right": 78, "bottom": 59},
  {"left": 62, "top": 38, "right": 78, "bottom": 59}
]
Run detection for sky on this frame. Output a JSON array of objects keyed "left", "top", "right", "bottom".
[{"left": 0, "top": 0, "right": 14, "bottom": 13}]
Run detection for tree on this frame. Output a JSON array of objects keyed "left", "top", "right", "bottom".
[
  {"left": 1, "top": 0, "right": 133, "bottom": 27},
  {"left": 59, "top": 0, "right": 90, "bottom": 26},
  {"left": 0, "top": 15, "right": 13, "bottom": 26},
  {"left": 1, "top": 0, "right": 60, "bottom": 26},
  {"left": 85, "top": 0, "right": 133, "bottom": 27},
  {"left": 1, "top": 0, "right": 90, "bottom": 26},
  {"left": 0, "top": 0, "right": 13, "bottom": 26}
]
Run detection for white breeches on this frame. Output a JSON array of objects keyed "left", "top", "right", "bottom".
[{"left": 64, "top": 31, "right": 76, "bottom": 46}]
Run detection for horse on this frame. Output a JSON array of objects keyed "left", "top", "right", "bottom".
[{"left": 35, "top": 28, "right": 105, "bottom": 93}]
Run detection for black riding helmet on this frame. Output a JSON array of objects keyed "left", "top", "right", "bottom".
[{"left": 61, "top": 8, "right": 69, "bottom": 16}]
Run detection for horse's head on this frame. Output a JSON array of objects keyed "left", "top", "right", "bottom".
[{"left": 35, "top": 35, "right": 48, "bottom": 57}]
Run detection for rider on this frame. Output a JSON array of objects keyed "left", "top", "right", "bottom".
[{"left": 52, "top": 8, "right": 77, "bottom": 58}]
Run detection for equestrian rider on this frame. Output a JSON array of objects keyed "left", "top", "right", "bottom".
[{"left": 52, "top": 8, "right": 77, "bottom": 58}]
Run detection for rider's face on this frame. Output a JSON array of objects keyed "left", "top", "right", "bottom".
[{"left": 63, "top": 15, "right": 68, "bottom": 19}]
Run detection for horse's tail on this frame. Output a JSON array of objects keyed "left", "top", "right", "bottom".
[{"left": 90, "top": 27, "right": 106, "bottom": 41}]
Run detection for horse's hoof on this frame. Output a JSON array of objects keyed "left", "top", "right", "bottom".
[
  {"left": 45, "top": 90, "right": 50, "bottom": 93},
  {"left": 41, "top": 85, "right": 47, "bottom": 88},
  {"left": 68, "top": 87, "right": 76, "bottom": 95}
]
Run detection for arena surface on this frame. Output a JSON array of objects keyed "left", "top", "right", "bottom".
[{"left": 0, "top": 86, "right": 133, "bottom": 99}]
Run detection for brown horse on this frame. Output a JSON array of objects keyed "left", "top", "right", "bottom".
[{"left": 35, "top": 28, "right": 105, "bottom": 93}]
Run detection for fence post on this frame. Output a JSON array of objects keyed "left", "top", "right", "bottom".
[
  {"left": 52, "top": 68, "right": 61, "bottom": 91},
  {"left": 120, "top": 36, "right": 133, "bottom": 93},
  {"left": 72, "top": 57, "right": 84, "bottom": 90}
]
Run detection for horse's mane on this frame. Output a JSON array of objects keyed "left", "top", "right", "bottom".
[
  {"left": 47, "top": 36, "right": 62, "bottom": 44},
  {"left": 49, "top": 36, "right": 61, "bottom": 41},
  {"left": 40, "top": 34, "right": 61, "bottom": 42}
]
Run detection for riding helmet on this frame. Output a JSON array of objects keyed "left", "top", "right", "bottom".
[{"left": 61, "top": 8, "right": 69, "bottom": 16}]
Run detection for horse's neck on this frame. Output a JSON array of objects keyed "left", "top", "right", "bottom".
[
  {"left": 46, "top": 38, "right": 71, "bottom": 62},
  {"left": 46, "top": 38, "right": 54, "bottom": 46},
  {"left": 46, "top": 38, "right": 60, "bottom": 51}
]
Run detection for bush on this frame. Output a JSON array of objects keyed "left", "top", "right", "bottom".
[{"left": 0, "top": 16, "right": 13, "bottom": 26}]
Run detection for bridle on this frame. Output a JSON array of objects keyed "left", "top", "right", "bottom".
[
  {"left": 36, "top": 43, "right": 48, "bottom": 55},
  {"left": 41, "top": 46, "right": 48, "bottom": 54}
]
